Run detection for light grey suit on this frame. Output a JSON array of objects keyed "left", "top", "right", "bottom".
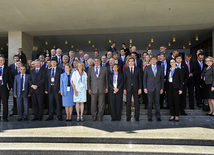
[{"left": 87, "top": 66, "right": 108, "bottom": 118}]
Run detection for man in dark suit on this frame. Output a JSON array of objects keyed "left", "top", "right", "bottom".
[
  {"left": 87, "top": 58, "right": 108, "bottom": 121},
  {"left": 45, "top": 58, "right": 63, "bottom": 121},
  {"left": 175, "top": 54, "right": 189, "bottom": 115},
  {"left": 29, "top": 59, "right": 46, "bottom": 121},
  {"left": 123, "top": 57, "right": 142, "bottom": 122},
  {"left": 185, "top": 53, "right": 195, "bottom": 109},
  {"left": 131, "top": 52, "right": 142, "bottom": 69},
  {"left": 39, "top": 55, "right": 46, "bottom": 69},
  {"left": 56, "top": 48, "right": 63, "bottom": 65},
  {"left": 107, "top": 42, "right": 116, "bottom": 53},
  {"left": 122, "top": 43, "right": 130, "bottom": 56},
  {"left": 194, "top": 53, "right": 207, "bottom": 107},
  {"left": 50, "top": 49, "right": 57, "bottom": 59},
  {"left": 13, "top": 65, "right": 30, "bottom": 121},
  {"left": 144, "top": 55, "right": 164, "bottom": 122},
  {"left": 10, "top": 59, "right": 22, "bottom": 115},
  {"left": 167, "top": 50, "right": 179, "bottom": 62},
  {"left": 112, "top": 52, "right": 123, "bottom": 71},
  {"left": 32, "top": 46, "right": 41, "bottom": 61},
  {"left": 18, "top": 48, "right": 27, "bottom": 64},
  {"left": 0, "top": 56, "right": 12, "bottom": 122},
  {"left": 101, "top": 56, "right": 107, "bottom": 67},
  {"left": 69, "top": 50, "right": 75, "bottom": 66},
  {"left": 119, "top": 48, "right": 126, "bottom": 65},
  {"left": 157, "top": 53, "right": 170, "bottom": 109}
]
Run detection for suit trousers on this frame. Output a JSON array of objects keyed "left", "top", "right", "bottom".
[
  {"left": 126, "top": 87, "right": 139, "bottom": 119},
  {"left": 109, "top": 91, "right": 123, "bottom": 120},
  {"left": 195, "top": 82, "right": 202, "bottom": 104},
  {"left": 31, "top": 92, "right": 44, "bottom": 119},
  {"left": 147, "top": 90, "right": 161, "bottom": 119},
  {"left": 168, "top": 83, "right": 180, "bottom": 116},
  {"left": 91, "top": 93, "right": 105, "bottom": 118},
  {"left": 180, "top": 84, "right": 187, "bottom": 112},
  {"left": 48, "top": 86, "right": 62, "bottom": 119},
  {"left": 16, "top": 92, "right": 28, "bottom": 119},
  {"left": 0, "top": 85, "right": 9, "bottom": 119},
  {"left": 87, "top": 92, "right": 91, "bottom": 115},
  {"left": 187, "top": 77, "right": 195, "bottom": 108}
]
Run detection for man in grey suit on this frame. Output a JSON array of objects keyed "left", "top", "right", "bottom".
[
  {"left": 88, "top": 58, "right": 108, "bottom": 121},
  {"left": 13, "top": 65, "right": 30, "bottom": 121},
  {"left": 143, "top": 55, "right": 164, "bottom": 122}
]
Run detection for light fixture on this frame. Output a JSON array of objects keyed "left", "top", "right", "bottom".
[
  {"left": 129, "top": 44, "right": 132, "bottom": 48},
  {"left": 130, "top": 39, "right": 132, "bottom": 44},
  {"left": 165, "top": 47, "right": 167, "bottom": 50},
  {"left": 65, "top": 41, "right": 68, "bottom": 45},
  {"left": 53, "top": 45, "right": 56, "bottom": 48},
  {"left": 151, "top": 38, "right": 154, "bottom": 43},
  {"left": 88, "top": 40, "right": 91, "bottom": 44},
  {"left": 149, "top": 43, "right": 151, "bottom": 47},
  {"left": 109, "top": 39, "right": 111, "bottom": 43},
  {"left": 168, "top": 42, "right": 171, "bottom": 47},
  {"left": 196, "top": 35, "right": 199, "bottom": 41},
  {"left": 189, "top": 41, "right": 191, "bottom": 46},
  {"left": 173, "top": 36, "right": 176, "bottom": 42},
  {"left": 146, "top": 47, "right": 148, "bottom": 50},
  {"left": 45, "top": 41, "right": 48, "bottom": 45},
  {"left": 76, "top": 49, "right": 78, "bottom": 51},
  {"left": 92, "top": 44, "right": 95, "bottom": 48},
  {"left": 183, "top": 45, "right": 185, "bottom": 49},
  {"left": 95, "top": 48, "right": 97, "bottom": 50},
  {"left": 1, "top": 47, "right": 3, "bottom": 50},
  {"left": 71, "top": 45, "right": 74, "bottom": 48}
]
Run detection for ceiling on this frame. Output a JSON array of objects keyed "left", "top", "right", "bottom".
[
  {"left": 0, "top": 0, "right": 214, "bottom": 36},
  {"left": 0, "top": 0, "right": 213, "bottom": 51}
]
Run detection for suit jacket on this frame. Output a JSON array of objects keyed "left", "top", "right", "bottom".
[
  {"left": 179, "top": 61, "right": 189, "bottom": 85},
  {"left": 29, "top": 68, "right": 46, "bottom": 94},
  {"left": 166, "top": 68, "right": 183, "bottom": 90},
  {"left": 143, "top": 65, "right": 164, "bottom": 92},
  {"left": 0, "top": 65, "right": 12, "bottom": 90},
  {"left": 13, "top": 74, "right": 30, "bottom": 98},
  {"left": 58, "top": 63, "right": 65, "bottom": 72},
  {"left": 87, "top": 66, "right": 108, "bottom": 94},
  {"left": 108, "top": 72, "right": 123, "bottom": 93},
  {"left": 32, "top": 51, "right": 41, "bottom": 61},
  {"left": 157, "top": 60, "right": 170, "bottom": 78},
  {"left": 119, "top": 56, "right": 126, "bottom": 65},
  {"left": 202, "top": 64, "right": 214, "bottom": 87},
  {"left": 135, "top": 58, "right": 143, "bottom": 69},
  {"left": 124, "top": 48, "right": 130, "bottom": 56},
  {"left": 107, "top": 47, "right": 116, "bottom": 52},
  {"left": 60, "top": 72, "right": 73, "bottom": 96},
  {"left": 45, "top": 67, "right": 63, "bottom": 93},
  {"left": 18, "top": 52, "right": 27, "bottom": 64},
  {"left": 194, "top": 60, "right": 207, "bottom": 83},
  {"left": 124, "top": 67, "right": 142, "bottom": 92},
  {"left": 40, "top": 62, "right": 46, "bottom": 69}
]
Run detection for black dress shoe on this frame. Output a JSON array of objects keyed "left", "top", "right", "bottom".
[
  {"left": 157, "top": 118, "right": 161, "bottom": 122},
  {"left": 17, "top": 118, "right": 22, "bottom": 121},
  {"left": 38, "top": 118, "right": 43, "bottom": 121},
  {"left": 135, "top": 118, "right": 139, "bottom": 122},
  {"left": 45, "top": 117, "right": 53, "bottom": 121},
  {"left": 148, "top": 118, "right": 152, "bottom": 122},
  {"left": 31, "top": 118, "right": 38, "bottom": 121},
  {"left": 197, "top": 104, "right": 202, "bottom": 107},
  {"left": 190, "top": 107, "right": 194, "bottom": 109},
  {"left": 58, "top": 118, "right": 63, "bottom": 121},
  {"left": 126, "top": 117, "right": 131, "bottom": 121},
  {"left": 3, "top": 119, "right": 9, "bottom": 122},
  {"left": 180, "top": 112, "right": 188, "bottom": 115},
  {"left": 24, "top": 118, "right": 28, "bottom": 121},
  {"left": 98, "top": 117, "right": 102, "bottom": 122},
  {"left": 92, "top": 117, "right": 97, "bottom": 121}
]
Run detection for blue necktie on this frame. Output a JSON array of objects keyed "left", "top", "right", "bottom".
[
  {"left": 96, "top": 67, "right": 98, "bottom": 75},
  {"left": 0, "top": 67, "right": 2, "bottom": 85},
  {"left": 52, "top": 68, "right": 54, "bottom": 77},
  {"left": 21, "top": 75, "right": 24, "bottom": 90},
  {"left": 36, "top": 69, "right": 38, "bottom": 74}
]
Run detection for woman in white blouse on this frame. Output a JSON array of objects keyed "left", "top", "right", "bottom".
[{"left": 71, "top": 62, "right": 87, "bottom": 122}]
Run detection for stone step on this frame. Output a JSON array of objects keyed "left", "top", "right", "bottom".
[{"left": 0, "top": 143, "right": 213, "bottom": 155}]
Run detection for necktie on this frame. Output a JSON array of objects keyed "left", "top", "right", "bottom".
[
  {"left": 58, "top": 58, "right": 61, "bottom": 64},
  {"left": 112, "top": 47, "right": 115, "bottom": 52},
  {"left": 96, "top": 67, "right": 98, "bottom": 75},
  {"left": 21, "top": 75, "right": 24, "bottom": 90},
  {"left": 153, "top": 66, "right": 157, "bottom": 77},
  {"left": 0, "top": 67, "right": 2, "bottom": 85},
  {"left": 36, "top": 69, "right": 38, "bottom": 74},
  {"left": 52, "top": 68, "right": 54, "bottom": 77},
  {"left": 187, "top": 62, "right": 190, "bottom": 73},
  {"left": 131, "top": 67, "right": 133, "bottom": 77}
]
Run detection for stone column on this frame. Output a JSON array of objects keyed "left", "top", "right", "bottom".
[{"left": 8, "top": 31, "right": 33, "bottom": 65}]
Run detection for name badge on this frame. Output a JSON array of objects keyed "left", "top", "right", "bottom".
[
  {"left": 169, "top": 77, "right": 173, "bottom": 83},
  {"left": 0, "top": 76, "right": 2, "bottom": 80},
  {"left": 51, "top": 77, "right": 55, "bottom": 83},
  {"left": 67, "top": 86, "right": 70, "bottom": 92}
]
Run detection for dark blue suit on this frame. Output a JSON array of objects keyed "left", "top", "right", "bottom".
[{"left": 13, "top": 74, "right": 30, "bottom": 119}]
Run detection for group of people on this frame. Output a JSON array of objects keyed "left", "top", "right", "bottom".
[{"left": 0, "top": 43, "right": 213, "bottom": 123}]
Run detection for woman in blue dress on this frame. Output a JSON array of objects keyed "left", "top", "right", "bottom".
[
  {"left": 60, "top": 63, "right": 75, "bottom": 121},
  {"left": 71, "top": 62, "right": 87, "bottom": 122}
]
